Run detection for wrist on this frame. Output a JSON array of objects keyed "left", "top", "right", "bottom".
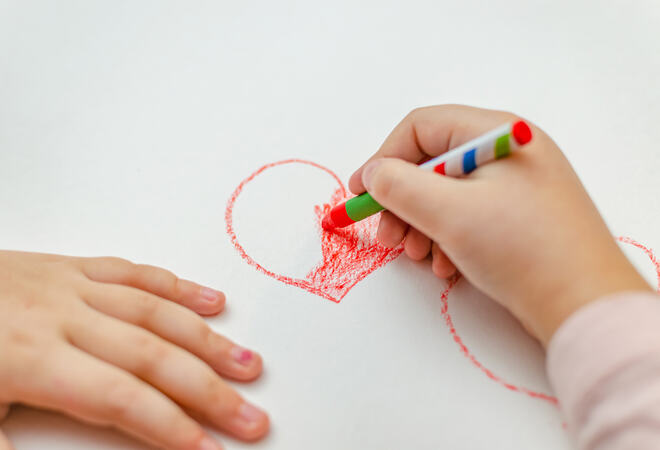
[{"left": 519, "top": 261, "right": 652, "bottom": 347}]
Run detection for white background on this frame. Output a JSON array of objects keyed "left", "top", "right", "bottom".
[{"left": 1, "top": 1, "right": 659, "bottom": 449}]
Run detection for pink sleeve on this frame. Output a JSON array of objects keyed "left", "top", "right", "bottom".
[{"left": 547, "top": 291, "right": 660, "bottom": 450}]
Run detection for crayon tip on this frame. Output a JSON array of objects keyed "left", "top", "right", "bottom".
[
  {"left": 323, "top": 202, "right": 356, "bottom": 229},
  {"left": 321, "top": 214, "right": 335, "bottom": 231}
]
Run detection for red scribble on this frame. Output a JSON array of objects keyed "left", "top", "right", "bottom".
[
  {"left": 225, "top": 159, "right": 660, "bottom": 406},
  {"left": 225, "top": 159, "right": 403, "bottom": 303},
  {"left": 439, "top": 236, "right": 660, "bottom": 405},
  {"left": 439, "top": 275, "right": 559, "bottom": 406},
  {"left": 617, "top": 236, "right": 660, "bottom": 292}
]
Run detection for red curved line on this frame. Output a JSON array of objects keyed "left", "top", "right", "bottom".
[
  {"left": 440, "top": 236, "right": 660, "bottom": 405},
  {"left": 225, "top": 159, "right": 347, "bottom": 303},
  {"left": 439, "top": 276, "right": 559, "bottom": 405},
  {"left": 617, "top": 236, "right": 660, "bottom": 292}
]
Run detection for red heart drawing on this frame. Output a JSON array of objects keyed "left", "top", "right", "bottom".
[{"left": 225, "top": 159, "right": 404, "bottom": 303}]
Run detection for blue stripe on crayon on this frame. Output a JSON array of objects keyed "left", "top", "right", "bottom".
[{"left": 462, "top": 148, "right": 477, "bottom": 174}]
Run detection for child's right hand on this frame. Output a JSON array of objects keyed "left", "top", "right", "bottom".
[
  {"left": 0, "top": 251, "right": 269, "bottom": 450},
  {"left": 349, "top": 105, "right": 651, "bottom": 345}
]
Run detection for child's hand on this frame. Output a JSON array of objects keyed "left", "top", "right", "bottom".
[
  {"left": 349, "top": 105, "right": 650, "bottom": 345},
  {"left": 0, "top": 251, "right": 268, "bottom": 450}
]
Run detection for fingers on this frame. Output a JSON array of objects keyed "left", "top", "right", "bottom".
[
  {"left": 404, "top": 228, "right": 432, "bottom": 261},
  {"left": 20, "top": 345, "right": 221, "bottom": 450},
  {"left": 378, "top": 211, "right": 433, "bottom": 262},
  {"left": 79, "top": 257, "right": 225, "bottom": 316},
  {"left": 65, "top": 313, "right": 269, "bottom": 441},
  {"left": 431, "top": 243, "right": 457, "bottom": 279},
  {"left": 349, "top": 105, "right": 516, "bottom": 194},
  {"left": 377, "top": 211, "right": 408, "bottom": 248},
  {"left": 362, "top": 158, "right": 465, "bottom": 242},
  {"left": 80, "top": 282, "right": 262, "bottom": 381}
]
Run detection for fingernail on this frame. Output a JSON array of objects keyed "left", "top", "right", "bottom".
[
  {"left": 231, "top": 346, "right": 254, "bottom": 365},
  {"left": 238, "top": 402, "right": 266, "bottom": 424},
  {"left": 197, "top": 436, "right": 223, "bottom": 450},
  {"left": 200, "top": 287, "right": 221, "bottom": 303},
  {"left": 361, "top": 160, "right": 382, "bottom": 190}
]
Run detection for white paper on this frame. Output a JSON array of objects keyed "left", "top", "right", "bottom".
[{"left": 1, "top": 1, "right": 659, "bottom": 449}]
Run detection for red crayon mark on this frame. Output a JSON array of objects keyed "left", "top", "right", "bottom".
[
  {"left": 225, "top": 159, "right": 403, "bottom": 303},
  {"left": 439, "top": 236, "right": 660, "bottom": 406},
  {"left": 617, "top": 236, "right": 660, "bottom": 292},
  {"left": 226, "top": 159, "right": 660, "bottom": 407},
  {"left": 439, "top": 275, "right": 559, "bottom": 406}
]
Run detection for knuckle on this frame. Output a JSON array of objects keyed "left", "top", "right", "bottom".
[
  {"left": 178, "top": 305, "right": 207, "bottom": 334},
  {"left": 185, "top": 432, "right": 212, "bottom": 450},
  {"left": 102, "top": 380, "right": 143, "bottom": 421},
  {"left": 181, "top": 313, "right": 219, "bottom": 358},
  {"left": 372, "top": 163, "right": 405, "bottom": 202},
  {"left": 405, "top": 106, "right": 432, "bottom": 122},
  {"left": 136, "top": 264, "right": 181, "bottom": 297},
  {"left": 499, "top": 109, "right": 522, "bottom": 123},
  {"left": 202, "top": 329, "right": 227, "bottom": 362},
  {"left": 0, "top": 331, "right": 52, "bottom": 395},
  {"left": 168, "top": 274, "right": 184, "bottom": 299},
  {"left": 443, "top": 224, "right": 469, "bottom": 248},
  {"left": 407, "top": 104, "right": 455, "bottom": 119},
  {"left": 6, "top": 328, "right": 37, "bottom": 348},
  {"left": 131, "top": 334, "right": 170, "bottom": 376},
  {"left": 406, "top": 106, "right": 424, "bottom": 119},
  {"left": 4, "top": 330, "right": 51, "bottom": 370},
  {"left": 133, "top": 294, "right": 160, "bottom": 326},
  {"left": 99, "top": 256, "right": 133, "bottom": 267},
  {"left": 209, "top": 381, "right": 242, "bottom": 418},
  {"left": 196, "top": 321, "right": 213, "bottom": 347},
  {"left": 167, "top": 416, "right": 201, "bottom": 445}
]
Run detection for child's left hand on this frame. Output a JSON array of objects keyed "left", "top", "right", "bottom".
[{"left": 0, "top": 250, "right": 269, "bottom": 450}]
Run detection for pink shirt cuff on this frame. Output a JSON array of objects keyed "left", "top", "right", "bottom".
[{"left": 547, "top": 291, "right": 660, "bottom": 449}]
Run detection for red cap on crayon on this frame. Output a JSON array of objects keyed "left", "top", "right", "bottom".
[{"left": 512, "top": 120, "right": 532, "bottom": 145}]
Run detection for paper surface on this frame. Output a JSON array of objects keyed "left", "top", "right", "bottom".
[{"left": 1, "top": 1, "right": 659, "bottom": 449}]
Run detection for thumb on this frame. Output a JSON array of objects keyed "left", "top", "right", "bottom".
[{"left": 362, "top": 158, "right": 464, "bottom": 240}]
